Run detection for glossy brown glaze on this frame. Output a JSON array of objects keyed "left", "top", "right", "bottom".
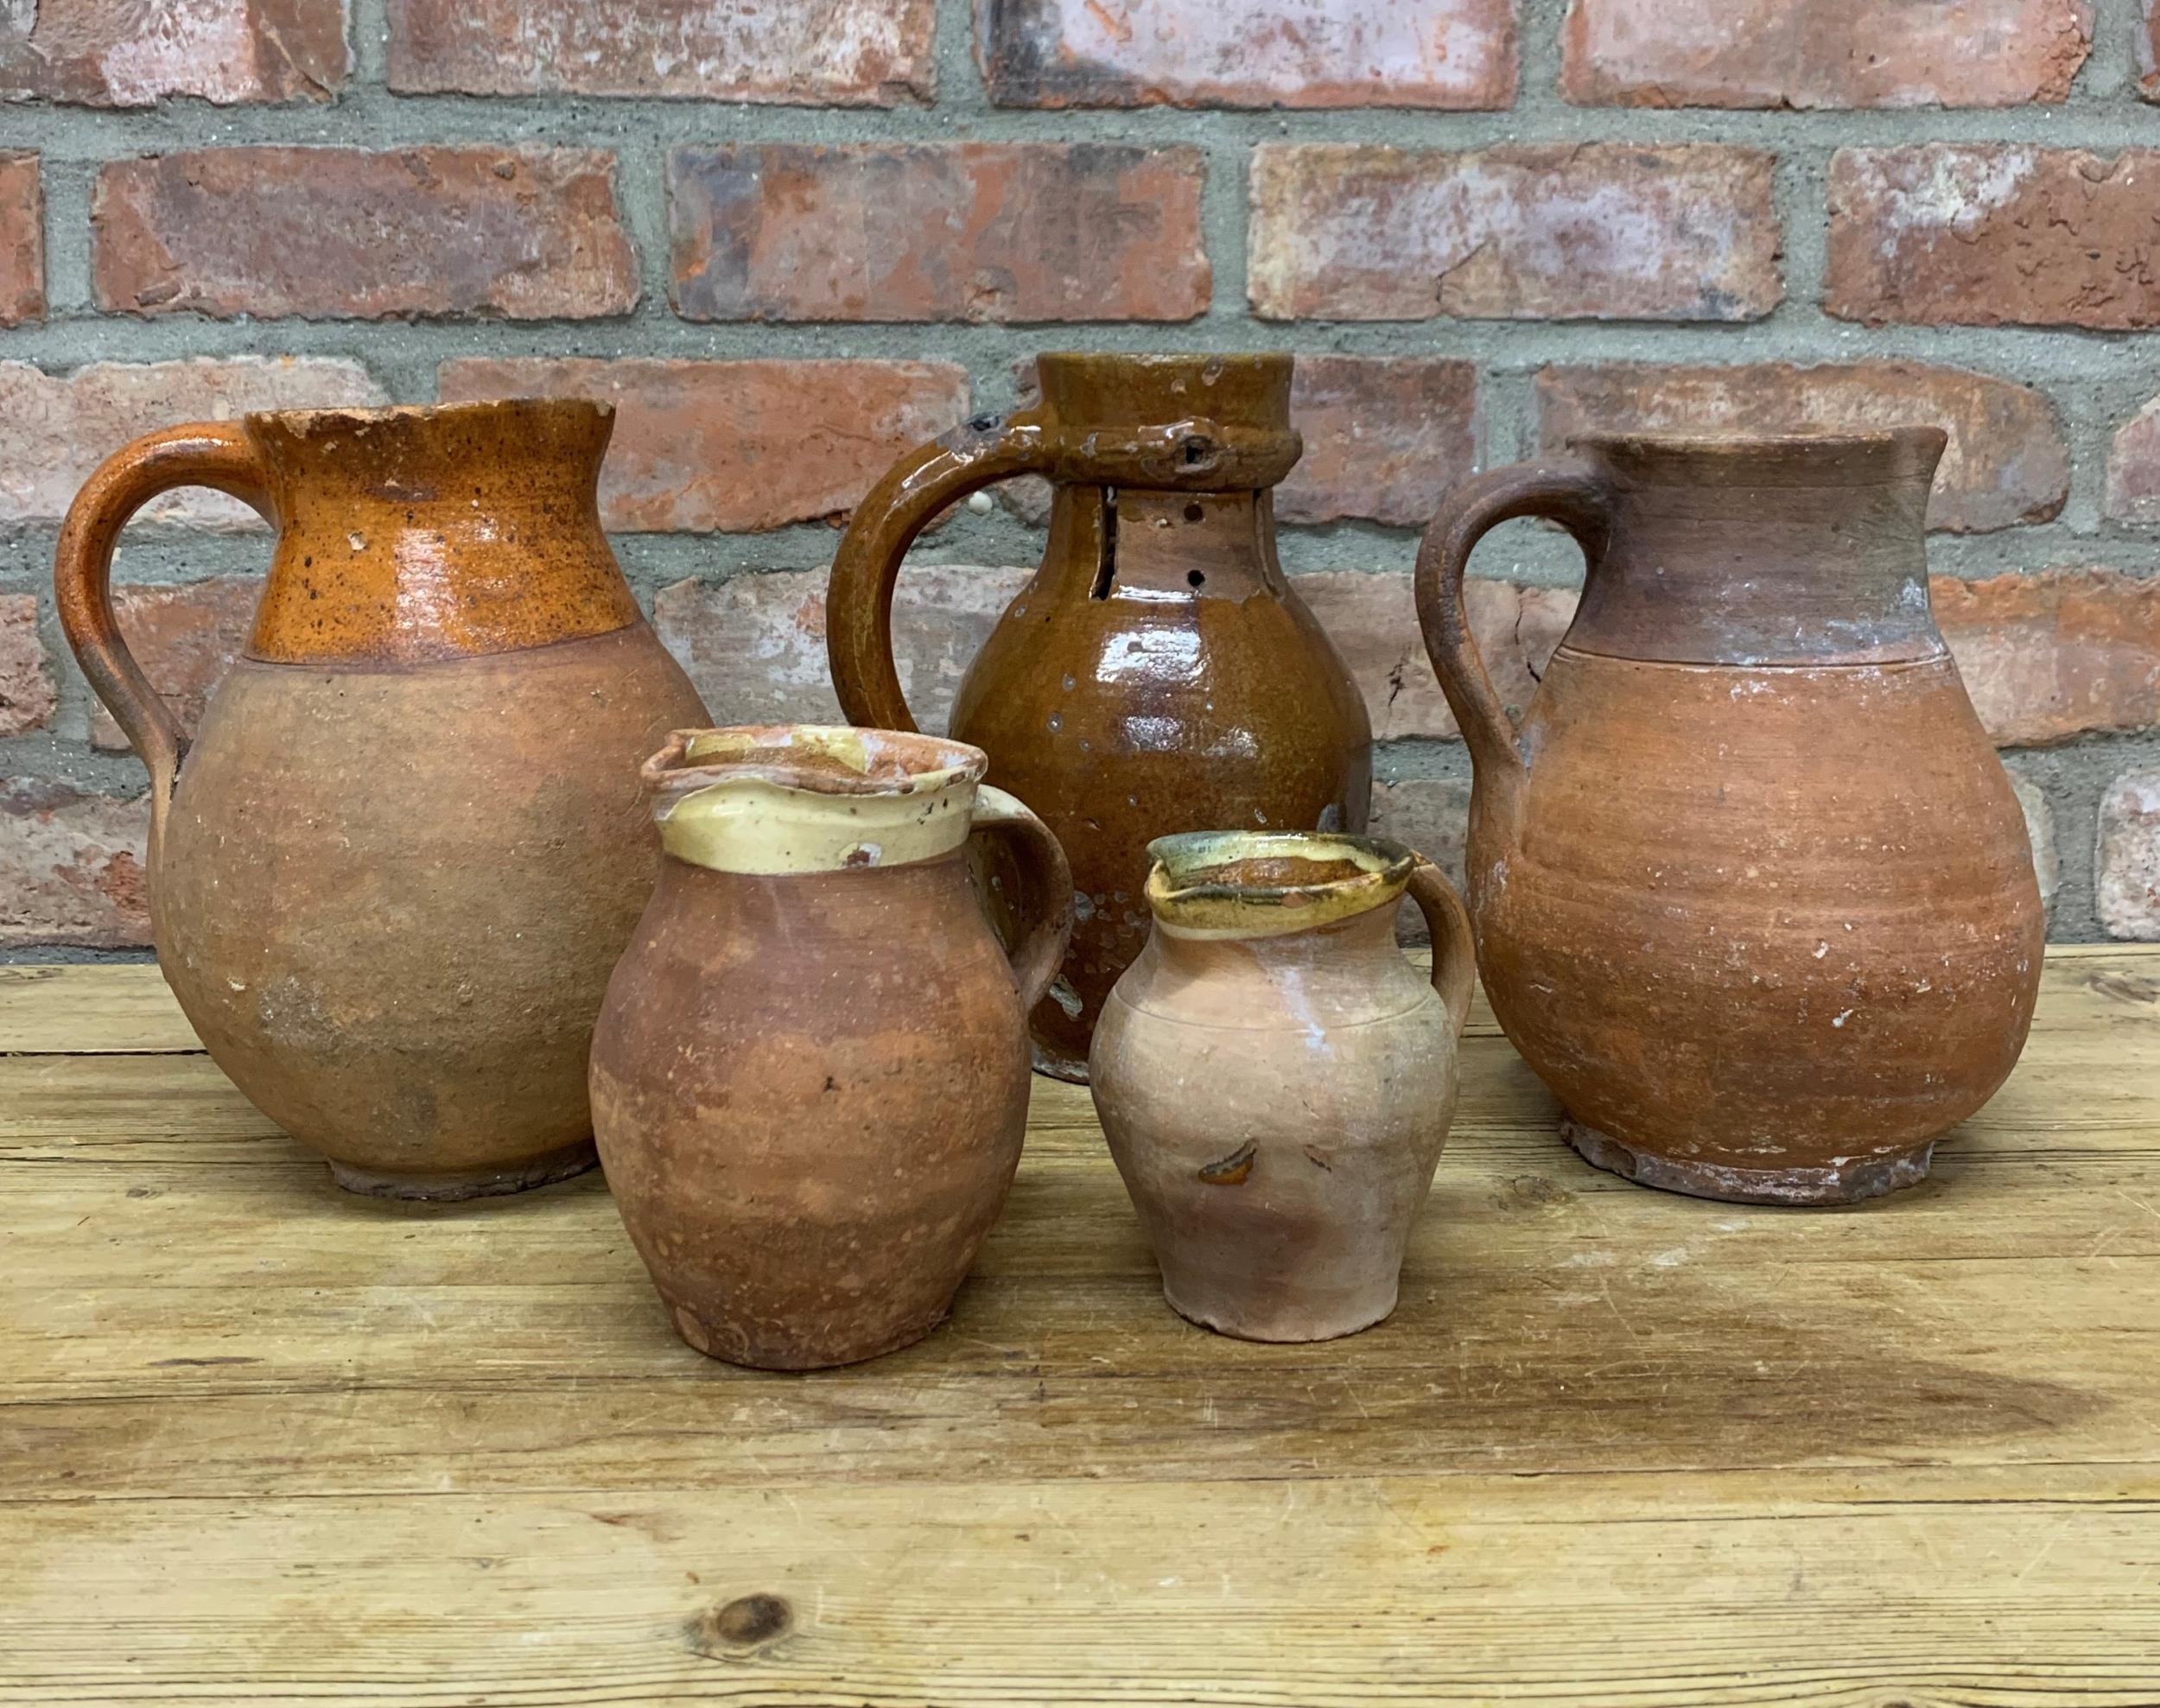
[
  {"left": 828, "top": 352, "right": 1372, "bottom": 1081},
  {"left": 590, "top": 727, "right": 1073, "bottom": 1371},
  {"left": 54, "top": 399, "right": 708, "bottom": 1199},
  {"left": 1416, "top": 429, "right": 2045, "bottom": 1205},
  {"left": 1090, "top": 832, "right": 1474, "bottom": 1342}
]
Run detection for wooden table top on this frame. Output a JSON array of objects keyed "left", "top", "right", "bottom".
[{"left": 3, "top": 948, "right": 2157, "bottom": 1705}]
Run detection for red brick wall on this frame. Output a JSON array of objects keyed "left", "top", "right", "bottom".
[{"left": 3, "top": 0, "right": 2157, "bottom": 946}]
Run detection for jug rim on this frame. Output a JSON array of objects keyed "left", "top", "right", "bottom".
[
  {"left": 643, "top": 726, "right": 990, "bottom": 876},
  {"left": 1145, "top": 830, "right": 1417, "bottom": 938},
  {"left": 645, "top": 724, "right": 988, "bottom": 800},
  {"left": 1567, "top": 424, "right": 1947, "bottom": 482},
  {"left": 241, "top": 396, "right": 615, "bottom": 435}
]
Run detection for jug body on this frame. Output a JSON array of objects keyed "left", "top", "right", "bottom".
[
  {"left": 590, "top": 726, "right": 1073, "bottom": 1371},
  {"left": 55, "top": 400, "right": 709, "bottom": 1199},
  {"left": 1089, "top": 831, "right": 1475, "bottom": 1342},
  {"left": 1415, "top": 429, "right": 2044, "bottom": 1205},
  {"left": 829, "top": 353, "right": 1372, "bottom": 1083}
]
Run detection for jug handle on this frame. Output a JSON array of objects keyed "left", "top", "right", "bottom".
[
  {"left": 54, "top": 422, "right": 274, "bottom": 846},
  {"left": 1414, "top": 461, "right": 1610, "bottom": 796},
  {"left": 1405, "top": 855, "right": 1477, "bottom": 1044},
  {"left": 970, "top": 784, "right": 1075, "bottom": 1014},
  {"left": 828, "top": 411, "right": 1052, "bottom": 733}
]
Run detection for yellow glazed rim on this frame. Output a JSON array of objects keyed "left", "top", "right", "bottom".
[
  {"left": 645, "top": 725, "right": 988, "bottom": 875},
  {"left": 1144, "top": 830, "right": 1417, "bottom": 941}
]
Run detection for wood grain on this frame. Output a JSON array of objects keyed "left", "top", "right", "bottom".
[{"left": 3, "top": 949, "right": 2157, "bottom": 1705}]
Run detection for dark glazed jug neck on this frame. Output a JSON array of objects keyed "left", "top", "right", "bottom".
[
  {"left": 1030, "top": 353, "right": 1299, "bottom": 602},
  {"left": 1566, "top": 428, "right": 1948, "bottom": 667},
  {"left": 243, "top": 398, "right": 642, "bottom": 667}
]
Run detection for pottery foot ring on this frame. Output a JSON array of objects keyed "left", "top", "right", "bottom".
[
  {"left": 326, "top": 1139, "right": 600, "bottom": 1203},
  {"left": 1560, "top": 1119, "right": 1934, "bottom": 1206}
]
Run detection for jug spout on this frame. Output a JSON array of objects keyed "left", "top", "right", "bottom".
[{"left": 1566, "top": 427, "right": 1948, "bottom": 668}]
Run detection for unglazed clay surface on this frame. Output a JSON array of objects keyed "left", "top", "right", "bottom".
[
  {"left": 1416, "top": 429, "right": 2045, "bottom": 1204},
  {"left": 56, "top": 400, "right": 708, "bottom": 1198},
  {"left": 1090, "top": 832, "right": 1473, "bottom": 1342},
  {"left": 829, "top": 353, "right": 1373, "bottom": 1081}
]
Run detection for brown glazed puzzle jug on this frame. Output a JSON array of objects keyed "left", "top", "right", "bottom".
[
  {"left": 1416, "top": 429, "right": 2044, "bottom": 1206},
  {"left": 828, "top": 352, "right": 1372, "bottom": 1081},
  {"left": 54, "top": 400, "right": 709, "bottom": 1200},
  {"left": 590, "top": 726, "right": 1073, "bottom": 1369}
]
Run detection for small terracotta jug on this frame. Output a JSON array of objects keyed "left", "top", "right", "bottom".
[
  {"left": 827, "top": 352, "right": 1372, "bottom": 1083},
  {"left": 1089, "top": 831, "right": 1476, "bottom": 1342},
  {"left": 590, "top": 725, "right": 1074, "bottom": 1370},
  {"left": 54, "top": 400, "right": 708, "bottom": 1199},
  {"left": 1416, "top": 429, "right": 2044, "bottom": 1205}
]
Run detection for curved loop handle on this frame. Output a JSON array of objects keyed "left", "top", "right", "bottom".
[
  {"left": 54, "top": 422, "right": 274, "bottom": 843},
  {"left": 1414, "top": 461, "right": 1611, "bottom": 796},
  {"left": 828, "top": 412, "right": 1053, "bottom": 733},
  {"left": 969, "top": 784, "right": 1075, "bottom": 1015},
  {"left": 1405, "top": 856, "right": 1477, "bottom": 1043}
]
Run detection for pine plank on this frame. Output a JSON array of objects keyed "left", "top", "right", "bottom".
[
  {"left": 3, "top": 946, "right": 2158, "bottom": 1704},
  {"left": 0, "top": 962, "right": 197, "bottom": 1054}
]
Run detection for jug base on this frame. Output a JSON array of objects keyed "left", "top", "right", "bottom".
[
  {"left": 1561, "top": 1119, "right": 1933, "bottom": 1207},
  {"left": 662, "top": 1297, "right": 949, "bottom": 1371},
  {"left": 1031, "top": 1040, "right": 1091, "bottom": 1083},
  {"left": 326, "top": 1138, "right": 599, "bottom": 1203},
  {"left": 1161, "top": 1284, "right": 1398, "bottom": 1344}
]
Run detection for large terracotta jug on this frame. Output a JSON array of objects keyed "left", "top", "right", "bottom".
[
  {"left": 828, "top": 352, "right": 1372, "bottom": 1081},
  {"left": 590, "top": 725, "right": 1072, "bottom": 1369},
  {"left": 55, "top": 400, "right": 709, "bottom": 1200},
  {"left": 1416, "top": 429, "right": 2044, "bottom": 1206},
  {"left": 1090, "top": 830, "right": 1476, "bottom": 1343}
]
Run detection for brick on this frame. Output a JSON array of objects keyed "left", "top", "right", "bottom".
[
  {"left": 1826, "top": 146, "right": 2160, "bottom": 330},
  {"left": 0, "top": 595, "right": 54, "bottom": 735},
  {"left": 2098, "top": 770, "right": 2160, "bottom": 939},
  {"left": 668, "top": 143, "right": 1209, "bottom": 323},
  {"left": 979, "top": 0, "right": 1514, "bottom": 110},
  {"left": 94, "top": 148, "right": 638, "bottom": 321},
  {"left": 2106, "top": 395, "right": 2160, "bottom": 524},
  {"left": 88, "top": 577, "right": 264, "bottom": 752},
  {"left": 653, "top": 567, "right": 1030, "bottom": 732},
  {"left": 0, "top": 0, "right": 347, "bottom": 105},
  {"left": 1369, "top": 777, "right": 1472, "bottom": 936},
  {"left": 1248, "top": 144, "right": 1781, "bottom": 322},
  {"left": 388, "top": 0, "right": 933, "bottom": 101},
  {"left": 0, "top": 358, "right": 386, "bottom": 528},
  {"left": 2005, "top": 772, "right": 2061, "bottom": 919},
  {"left": 1561, "top": 0, "right": 2089, "bottom": 109},
  {"left": 1293, "top": 571, "right": 1575, "bottom": 742},
  {"left": 0, "top": 152, "right": 41, "bottom": 327},
  {"left": 1538, "top": 362, "right": 2068, "bottom": 534},
  {"left": 1935, "top": 568, "right": 2160, "bottom": 746},
  {"left": 437, "top": 359, "right": 969, "bottom": 533},
  {"left": 0, "top": 780, "right": 150, "bottom": 949},
  {"left": 1280, "top": 358, "right": 1478, "bottom": 527}
]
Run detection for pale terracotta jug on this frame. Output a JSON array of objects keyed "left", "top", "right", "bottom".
[
  {"left": 1416, "top": 429, "right": 2044, "bottom": 1205},
  {"left": 1089, "top": 831, "right": 1475, "bottom": 1342},
  {"left": 54, "top": 400, "right": 708, "bottom": 1199},
  {"left": 590, "top": 726, "right": 1073, "bottom": 1370}
]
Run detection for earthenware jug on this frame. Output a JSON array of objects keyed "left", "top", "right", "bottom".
[
  {"left": 54, "top": 400, "right": 708, "bottom": 1200},
  {"left": 1416, "top": 428, "right": 2044, "bottom": 1205},
  {"left": 590, "top": 725, "right": 1073, "bottom": 1370},
  {"left": 828, "top": 352, "right": 1372, "bottom": 1083},
  {"left": 1090, "top": 831, "right": 1475, "bottom": 1342}
]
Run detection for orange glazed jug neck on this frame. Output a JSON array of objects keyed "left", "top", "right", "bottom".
[{"left": 243, "top": 398, "right": 642, "bottom": 667}]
